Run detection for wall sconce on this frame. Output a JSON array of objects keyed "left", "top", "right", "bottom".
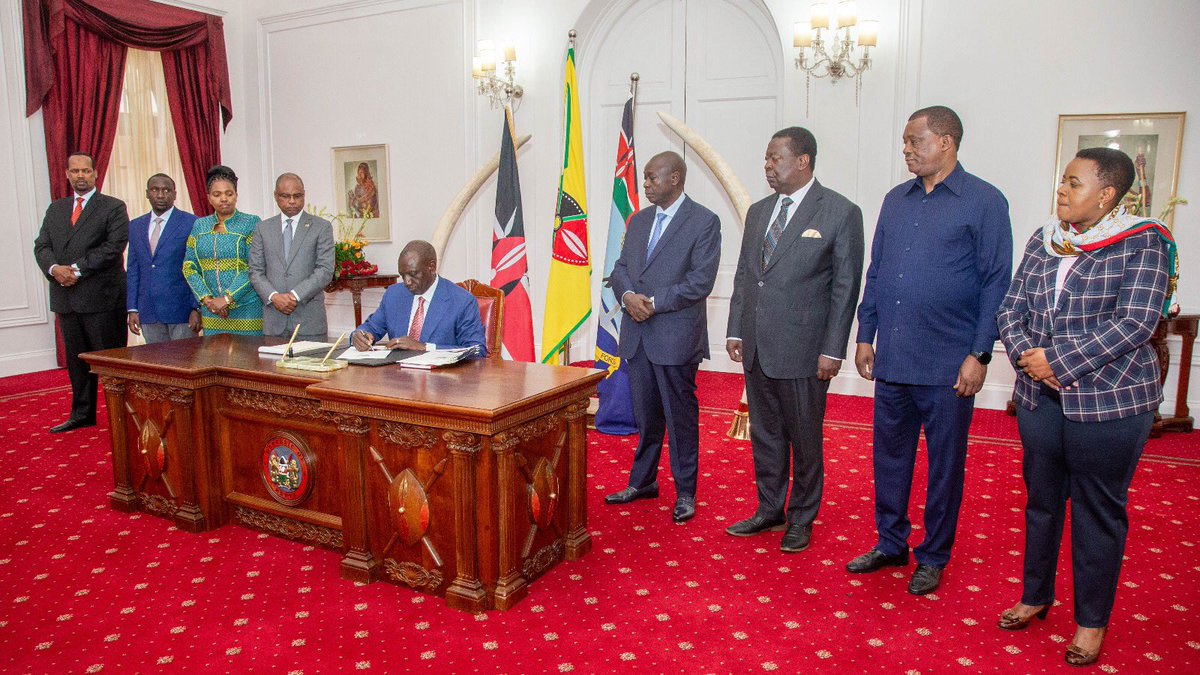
[
  {"left": 472, "top": 39, "right": 523, "bottom": 109},
  {"left": 794, "top": 1, "right": 878, "bottom": 110}
]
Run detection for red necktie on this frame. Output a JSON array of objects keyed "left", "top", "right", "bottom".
[
  {"left": 407, "top": 296, "right": 426, "bottom": 341},
  {"left": 71, "top": 197, "right": 83, "bottom": 226}
]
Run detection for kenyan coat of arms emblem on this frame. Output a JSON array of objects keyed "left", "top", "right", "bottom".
[{"left": 260, "top": 431, "right": 315, "bottom": 507}]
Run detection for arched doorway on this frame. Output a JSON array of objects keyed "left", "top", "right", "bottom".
[{"left": 576, "top": 0, "right": 784, "bottom": 371}]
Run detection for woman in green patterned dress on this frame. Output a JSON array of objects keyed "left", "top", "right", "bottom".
[{"left": 183, "top": 166, "right": 263, "bottom": 335}]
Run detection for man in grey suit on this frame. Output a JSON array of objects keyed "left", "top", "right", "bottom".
[
  {"left": 604, "top": 151, "right": 721, "bottom": 524},
  {"left": 725, "top": 127, "right": 864, "bottom": 553},
  {"left": 249, "top": 173, "right": 335, "bottom": 341}
]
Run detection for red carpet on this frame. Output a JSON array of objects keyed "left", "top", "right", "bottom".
[{"left": 2, "top": 368, "right": 1198, "bottom": 673}]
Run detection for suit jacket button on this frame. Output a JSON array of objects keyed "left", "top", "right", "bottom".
[
  {"left": 758, "top": 281, "right": 764, "bottom": 287},
  {"left": 151, "top": 264, "right": 156, "bottom": 268}
]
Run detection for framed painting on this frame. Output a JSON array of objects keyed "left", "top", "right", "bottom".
[
  {"left": 1053, "top": 112, "right": 1186, "bottom": 228},
  {"left": 332, "top": 144, "right": 391, "bottom": 241}
]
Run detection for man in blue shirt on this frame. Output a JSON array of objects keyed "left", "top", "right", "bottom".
[{"left": 847, "top": 106, "right": 1013, "bottom": 595}]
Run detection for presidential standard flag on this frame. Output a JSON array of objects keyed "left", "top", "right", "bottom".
[
  {"left": 540, "top": 41, "right": 590, "bottom": 364},
  {"left": 491, "top": 106, "right": 536, "bottom": 362},
  {"left": 593, "top": 96, "right": 639, "bottom": 435}
]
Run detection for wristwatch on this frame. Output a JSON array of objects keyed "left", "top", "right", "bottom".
[{"left": 970, "top": 351, "right": 992, "bottom": 365}]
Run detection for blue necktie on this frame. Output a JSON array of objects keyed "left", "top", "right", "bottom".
[{"left": 646, "top": 212, "right": 668, "bottom": 262}]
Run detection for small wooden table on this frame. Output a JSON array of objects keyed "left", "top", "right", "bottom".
[
  {"left": 1150, "top": 313, "right": 1198, "bottom": 436},
  {"left": 325, "top": 274, "right": 398, "bottom": 326}
]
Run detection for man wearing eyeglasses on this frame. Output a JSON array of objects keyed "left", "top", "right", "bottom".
[{"left": 249, "top": 173, "right": 335, "bottom": 341}]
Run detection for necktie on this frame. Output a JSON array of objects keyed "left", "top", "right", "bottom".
[
  {"left": 408, "top": 296, "right": 426, "bottom": 341},
  {"left": 71, "top": 197, "right": 83, "bottom": 226},
  {"left": 283, "top": 218, "right": 294, "bottom": 261},
  {"left": 149, "top": 217, "right": 164, "bottom": 255},
  {"left": 645, "top": 212, "right": 668, "bottom": 262},
  {"left": 761, "top": 196, "right": 793, "bottom": 271}
]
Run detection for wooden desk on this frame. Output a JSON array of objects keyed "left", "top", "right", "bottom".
[
  {"left": 82, "top": 335, "right": 602, "bottom": 611},
  {"left": 1150, "top": 313, "right": 1198, "bottom": 436},
  {"left": 324, "top": 274, "right": 399, "bottom": 326}
]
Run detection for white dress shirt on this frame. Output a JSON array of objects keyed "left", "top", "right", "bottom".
[
  {"left": 621, "top": 192, "right": 687, "bottom": 310},
  {"left": 408, "top": 277, "right": 439, "bottom": 350},
  {"left": 267, "top": 212, "right": 303, "bottom": 302},
  {"left": 727, "top": 178, "right": 840, "bottom": 363},
  {"left": 49, "top": 188, "right": 97, "bottom": 277}
]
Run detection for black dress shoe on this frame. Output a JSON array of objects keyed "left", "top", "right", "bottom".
[
  {"left": 908, "top": 564, "right": 943, "bottom": 595},
  {"left": 604, "top": 482, "right": 659, "bottom": 504},
  {"left": 50, "top": 418, "right": 96, "bottom": 434},
  {"left": 724, "top": 514, "right": 786, "bottom": 537},
  {"left": 845, "top": 548, "right": 909, "bottom": 573},
  {"left": 780, "top": 523, "right": 812, "bottom": 553},
  {"left": 672, "top": 496, "right": 696, "bottom": 523}
]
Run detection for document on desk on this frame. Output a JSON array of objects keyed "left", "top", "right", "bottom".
[
  {"left": 336, "top": 345, "right": 394, "bottom": 362},
  {"left": 397, "top": 346, "right": 476, "bottom": 370}
]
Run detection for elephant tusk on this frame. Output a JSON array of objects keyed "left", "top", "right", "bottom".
[
  {"left": 656, "top": 111, "right": 752, "bottom": 228},
  {"left": 430, "top": 134, "right": 532, "bottom": 258}
]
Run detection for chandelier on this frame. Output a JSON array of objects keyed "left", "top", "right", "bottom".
[
  {"left": 472, "top": 40, "right": 523, "bottom": 109},
  {"left": 794, "top": 2, "right": 879, "bottom": 109}
]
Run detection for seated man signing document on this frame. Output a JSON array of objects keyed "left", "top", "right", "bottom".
[{"left": 352, "top": 240, "right": 486, "bottom": 355}]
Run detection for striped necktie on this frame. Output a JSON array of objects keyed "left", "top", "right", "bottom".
[
  {"left": 761, "top": 196, "right": 793, "bottom": 271},
  {"left": 71, "top": 197, "right": 83, "bottom": 226}
]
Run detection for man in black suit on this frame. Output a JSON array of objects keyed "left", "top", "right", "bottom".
[
  {"left": 33, "top": 152, "right": 129, "bottom": 433},
  {"left": 604, "top": 151, "right": 721, "bottom": 523},
  {"left": 725, "top": 127, "right": 864, "bottom": 552}
]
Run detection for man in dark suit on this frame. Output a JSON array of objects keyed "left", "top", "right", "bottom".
[
  {"left": 724, "top": 127, "right": 864, "bottom": 552},
  {"left": 126, "top": 173, "right": 200, "bottom": 343},
  {"left": 249, "top": 173, "right": 335, "bottom": 341},
  {"left": 351, "top": 240, "right": 486, "bottom": 355},
  {"left": 604, "top": 151, "right": 721, "bottom": 524},
  {"left": 33, "top": 152, "right": 129, "bottom": 433}
]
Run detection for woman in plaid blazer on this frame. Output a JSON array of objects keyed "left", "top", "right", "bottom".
[{"left": 994, "top": 147, "right": 1176, "bottom": 667}]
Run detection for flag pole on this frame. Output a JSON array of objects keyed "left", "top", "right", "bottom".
[{"left": 561, "top": 28, "right": 576, "bottom": 367}]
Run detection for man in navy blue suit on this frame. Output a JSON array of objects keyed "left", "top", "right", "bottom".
[
  {"left": 604, "top": 151, "right": 721, "bottom": 524},
  {"left": 126, "top": 174, "right": 199, "bottom": 343},
  {"left": 351, "top": 240, "right": 486, "bottom": 355}
]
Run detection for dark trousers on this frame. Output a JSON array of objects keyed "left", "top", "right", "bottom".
[
  {"left": 59, "top": 309, "right": 126, "bottom": 422},
  {"left": 1016, "top": 390, "right": 1152, "bottom": 628},
  {"left": 872, "top": 380, "right": 974, "bottom": 568},
  {"left": 745, "top": 358, "right": 829, "bottom": 525},
  {"left": 625, "top": 343, "right": 700, "bottom": 498}
]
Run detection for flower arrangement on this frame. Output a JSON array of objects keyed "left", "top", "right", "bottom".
[{"left": 308, "top": 206, "right": 379, "bottom": 279}]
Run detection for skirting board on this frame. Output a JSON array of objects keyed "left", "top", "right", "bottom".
[{"left": 0, "top": 347, "right": 58, "bottom": 379}]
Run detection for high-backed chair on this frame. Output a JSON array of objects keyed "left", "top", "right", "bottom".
[{"left": 456, "top": 279, "right": 504, "bottom": 359}]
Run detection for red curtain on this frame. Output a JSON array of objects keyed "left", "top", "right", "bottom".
[
  {"left": 162, "top": 46, "right": 222, "bottom": 218},
  {"left": 23, "top": 0, "right": 232, "bottom": 211}
]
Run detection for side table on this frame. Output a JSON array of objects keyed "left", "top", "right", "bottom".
[{"left": 324, "top": 274, "right": 399, "bottom": 327}]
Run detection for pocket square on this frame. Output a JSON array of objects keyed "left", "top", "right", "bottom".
[{"left": 801, "top": 229, "right": 822, "bottom": 238}]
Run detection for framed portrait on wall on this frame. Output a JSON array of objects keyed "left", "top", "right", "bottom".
[
  {"left": 1053, "top": 112, "right": 1186, "bottom": 228},
  {"left": 332, "top": 144, "right": 391, "bottom": 241}
]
